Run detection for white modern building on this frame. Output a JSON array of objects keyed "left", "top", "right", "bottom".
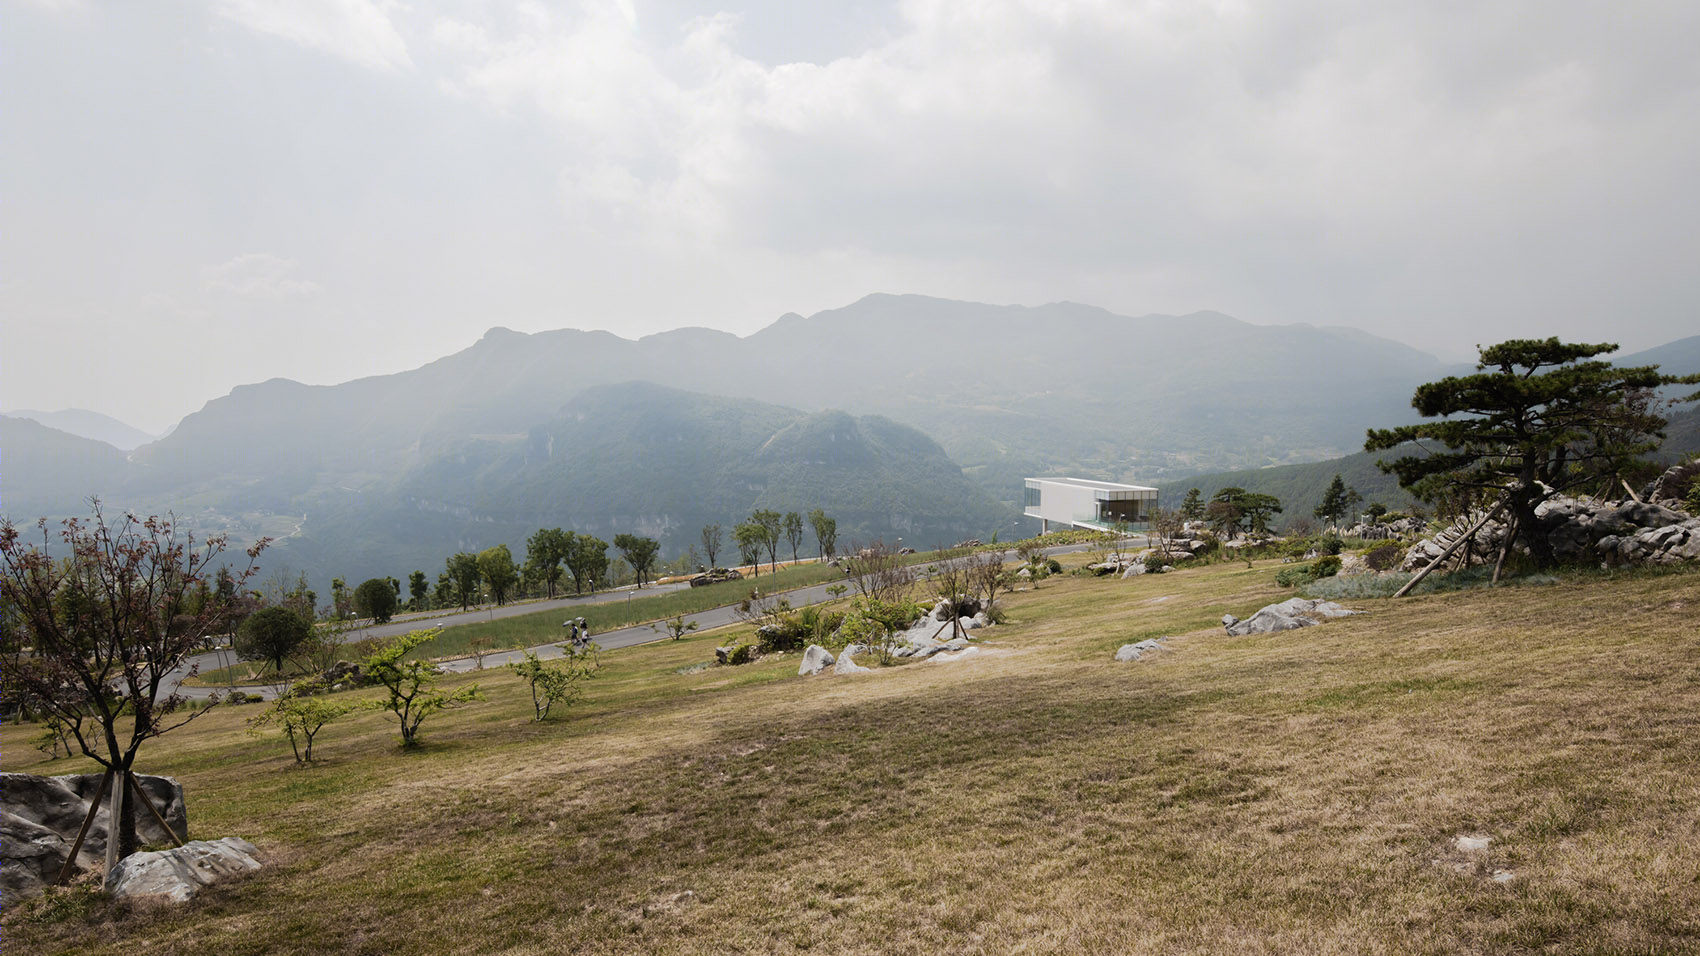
[{"left": 1024, "top": 477, "right": 1159, "bottom": 533}]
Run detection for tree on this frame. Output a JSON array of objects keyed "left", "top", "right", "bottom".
[
  {"left": 247, "top": 690, "right": 362, "bottom": 763},
  {"left": 1366, "top": 338, "right": 1698, "bottom": 566},
  {"left": 734, "top": 521, "right": 765, "bottom": 577},
  {"left": 1205, "top": 488, "right": 1246, "bottom": 538},
  {"left": 1148, "top": 507, "right": 1185, "bottom": 565},
  {"left": 510, "top": 645, "right": 600, "bottom": 721},
  {"left": 353, "top": 577, "right": 399, "bottom": 624},
  {"left": 1180, "top": 488, "right": 1205, "bottom": 521},
  {"left": 783, "top": 512, "right": 805, "bottom": 565},
  {"left": 329, "top": 577, "right": 353, "bottom": 620},
  {"left": 843, "top": 541, "right": 915, "bottom": 603},
  {"left": 234, "top": 606, "right": 313, "bottom": 678},
  {"left": 700, "top": 524, "right": 723, "bottom": 569},
  {"left": 750, "top": 509, "right": 782, "bottom": 571},
  {"left": 445, "top": 552, "right": 481, "bottom": 610},
  {"left": 0, "top": 505, "right": 266, "bottom": 878},
  {"left": 613, "top": 533, "right": 661, "bottom": 587},
  {"left": 653, "top": 614, "right": 698, "bottom": 641},
  {"left": 563, "top": 534, "right": 608, "bottom": 595},
  {"left": 363, "top": 629, "right": 482, "bottom": 746},
  {"left": 525, "top": 528, "right": 571, "bottom": 599},
  {"left": 407, "top": 570, "right": 429, "bottom": 610},
  {"left": 809, "top": 509, "right": 837, "bottom": 561},
  {"left": 1241, "top": 492, "right": 1284, "bottom": 537},
  {"left": 1207, "top": 487, "right": 1282, "bottom": 538},
  {"left": 477, "top": 545, "right": 519, "bottom": 606},
  {"left": 965, "top": 550, "right": 1014, "bottom": 618},
  {"left": 1313, "top": 475, "right": 1363, "bottom": 530}
]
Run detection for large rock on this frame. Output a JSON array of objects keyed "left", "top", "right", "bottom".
[
  {"left": 1224, "top": 599, "right": 1358, "bottom": 636},
  {"left": 834, "top": 649, "right": 869, "bottom": 674},
  {"left": 108, "top": 837, "right": 262, "bottom": 904},
  {"left": 1, "top": 772, "right": 188, "bottom": 907},
  {"left": 798, "top": 644, "right": 835, "bottom": 676},
  {"left": 1114, "top": 638, "right": 1165, "bottom": 662}
]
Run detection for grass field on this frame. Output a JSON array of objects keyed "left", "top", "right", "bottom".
[{"left": 6, "top": 556, "right": 1700, "bottom": 954}]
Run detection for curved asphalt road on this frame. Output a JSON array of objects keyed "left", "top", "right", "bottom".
[{"left": 174, "top": 538, "right": 1143, "bottom": 700}]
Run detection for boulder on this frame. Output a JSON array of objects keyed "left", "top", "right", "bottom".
[
  {"left": 715, "top": 644, "right": 753, "bottom": 666},
  {"left": 108, "top": 837, "right": 262, "bottom": 904},
  {"left": 1224, "top": 599, "right": 1358, "bottom": 637},
  {"left": 833, "top": 649, "right": 869, "bottom": 674},
  {"left": 798, "top": 645, "right": 835, "bottom": 676},
  {"left": 1122, "top": 563, "right": 1146, "bottom": 578},
  {"left": 1114, "top": 638, "right": 1165, "bottom": 662},
  {"left": 1643, "top": 460, "right": 1700, "bottom": 504},
  {"left": 1, "top": 772, "right": 188, "bottom": 907},
  {"left": 964, "top": 612, "right": 992, "bottom": 630}
]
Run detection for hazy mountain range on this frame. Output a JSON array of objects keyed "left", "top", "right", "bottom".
[{"left": 7, "top": 295, "right": 1696, "bottom": 591}]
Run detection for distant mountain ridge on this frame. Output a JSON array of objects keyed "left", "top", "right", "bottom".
[
  {"left": 15, "top": 293, "right": 1696, "bottom": 591},
  {"left": 4, "top": 408, "right": 156, "bottom": 450}
]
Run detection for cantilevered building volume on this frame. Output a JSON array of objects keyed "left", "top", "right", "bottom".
[{"left": 1023, "top": 477, "right": 1158, "bottom": 533}]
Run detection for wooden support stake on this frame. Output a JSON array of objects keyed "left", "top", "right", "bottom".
[
  {"left": 1394, "top": 501, "right": 1509, "bottom": 599},
  {"left": 102, "top": 769, "right": 128, "bottom": 890},
  {"left": 128, "top": 772, "right": 186, "bottom": 848},
  {"left": 1491, "top": 513, "right": 1518, "bottom": 585},
  {"left": 55, "top": 769, "right": 113, "bottom": 885},
  {"left": 1622, "top": 479, "right": 1644, "bottom": 504}
]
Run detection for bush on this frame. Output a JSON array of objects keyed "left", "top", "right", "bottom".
[
  {"left": 1320, "top": 536, "right": 1344, "bottom": 556},
  {"left": 1275, "top": 555, "right": 1341, "bottom": 588},
  {"left": 1365, "top": 543, "right": 1402, "bottom": 571}
]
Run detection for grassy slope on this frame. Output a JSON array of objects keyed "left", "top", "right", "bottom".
[{"left": 6, "top": 557, "right": 1700, "bottom": 954}]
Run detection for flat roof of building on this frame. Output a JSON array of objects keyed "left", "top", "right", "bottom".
[{"left": 1027, "top": 476, "right": 1159, "bottom": 492}]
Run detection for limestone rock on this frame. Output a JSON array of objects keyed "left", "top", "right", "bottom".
[
  {"left": 798, "top": 645, "right": 835, "bottom": 676},
  {"left": 108, "top": 837, "right": 262, "bottom": 904},
  {"left": 1, "top": 772, "right": 187, "bottom": 907},
  {"left": 1225, "top": 599, "right": 1357, "bottom": 636},
  {"left": 833, "top": 649, "right": 869, "bottom": 674}
]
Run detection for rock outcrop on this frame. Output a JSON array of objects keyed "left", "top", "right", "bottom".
[
  {"left": 798, "top": 645, "right": 835, "bottom": 676},
  {"left": 2, "top": 772, "right": 188, "bottom": 907},
  {"left": 1223, "top": 599, "right": 1358, "bottom": 636},
  {"left": 108, "top": 837, "right": 262, "bottom": 904},
  {"left": 1400, "top": 487, "right": 1700, "bottom": 571}
]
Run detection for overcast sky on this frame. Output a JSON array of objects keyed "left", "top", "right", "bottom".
[{"left": 6, "top": 0, "right": 1698, "bottom": 434}]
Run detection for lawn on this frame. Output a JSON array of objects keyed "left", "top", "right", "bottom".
[{"left": 6, "top": 557, "right": 1699, "bottom": 954}]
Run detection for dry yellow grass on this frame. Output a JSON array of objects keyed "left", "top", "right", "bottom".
[{"left": 5, "top": 560, "right": 1699, "bottom": 954}]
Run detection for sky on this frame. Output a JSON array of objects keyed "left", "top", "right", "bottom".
[{"left": 6, "top": 0, "right": 1698, "bottom": 435}]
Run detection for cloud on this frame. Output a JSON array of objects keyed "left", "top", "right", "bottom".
[
  {"left": 214, "top": 0, "right": 412, "bottom": 72},
  {"left": 203, "top": 254, "right": 321, "bottom": 298}
]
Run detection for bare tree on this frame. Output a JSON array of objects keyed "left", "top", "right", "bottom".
[
  {"left": 842, "top": 541, "right": 916, "bottom": 604},
  {"left": 700, "top": 524, "right": 723, "bottom": 569},
  {"left": 1, "top": 504, "right": 267, "bottom": 883},
  {"left": 929, "top": 547, "right": 972, "bottom": 640},
  {"left": 965, "top": 550, "right": 1014, "bottom": 619}
]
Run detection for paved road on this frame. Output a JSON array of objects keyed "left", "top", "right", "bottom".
[{"left": 175, "top": 538, "right": 1143, "bottom": 699}]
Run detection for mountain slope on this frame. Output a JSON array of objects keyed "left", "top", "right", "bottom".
[
  {"left": 0, "top": 417, "right": 128, "bottom": 518},
  {"left": 263, "top": 384, "right": 1016, "bottom": 583},
  {"left": 3, "top": 408, "right": 154, "bottom": 451}
]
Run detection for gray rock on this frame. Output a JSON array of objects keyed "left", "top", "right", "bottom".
[
  {"left": 1221, "top": 613, "right": 1239, "bottom": 627},
  {"left": 108, "top": 837, "right": 262, "bottom": 904},
  {"left": 833, "top": 649, "right": 869, "bottom": 674},
  {"left": 1224, "top": 599, "right": 1358, "bottom": 636},
  {"left": 798, "top": 645, "right": 835, "bottom": 676},
  {"left": 964, "top": 613, "right": 991, "bottom": 630},
  {"left": 1122, "top": 563, "right": 1145, "bottom": 578},
  {"left": 2, "top": 772, "right": 187, "bottom": 907}
]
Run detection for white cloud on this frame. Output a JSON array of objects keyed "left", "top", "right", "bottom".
[
  {"left": 203, "top": 254, "right": 321, "bottom": 298},
  {"left": 214, "top": 0, "right": 412, "bottom": 72}
]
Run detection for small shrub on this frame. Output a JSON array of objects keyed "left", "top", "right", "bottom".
[
  {"left": 1320, "top": 536, "right": 1344, "bottom": 556},
  {"left": 1046, "top": 558, "right": 1063, "bottom": 574},
  {"left": 1365, "top": 543, "right": 1402, "bottom": 571},
  {"left": 1275, "top": 565, "right": 1315, "bottom": 588},
  {"left": 1312, "top": 555, "right": 1342, "bottom": 577}
]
